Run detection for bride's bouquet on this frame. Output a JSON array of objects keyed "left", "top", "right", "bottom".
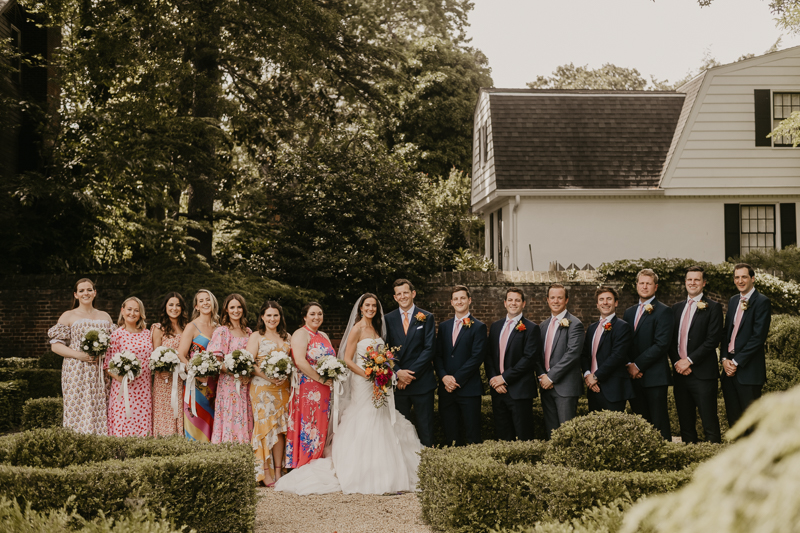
[
  {"left": 108, "top": 350, "right": 142, "bottom": 419},
  {"left": 362, "top": 343, "right": 399, "bottom": 408},
  {"left": 260, "top": 349, "right": 293, "bottom": 381},
  {"left": 149, "top": 346, "right": 181, "bottom": 372},
  {"left": 224, "top": 349, "right": 255, "bottom": 392},
  {"left": 315, "top": 355, "right": 348, "bottom": 383},
  {"left": 80, "top": 328, "right": 110, "bottom": 360}
]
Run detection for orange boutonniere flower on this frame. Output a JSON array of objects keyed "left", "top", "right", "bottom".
[
  {"left": 603, "top": 322, "right": 612, "bottom": 332},
  {"left": 515, "top": 321, "right": 526, "bottom": 332},
  {"left": 462, "top": 317, "right": 473, "bottom": 328},
  {"left": 696, "top": 301, "right": 708, "bottom": 311},
  {"left": 415, "top": 311, "right": 426, "bottom": 322}
]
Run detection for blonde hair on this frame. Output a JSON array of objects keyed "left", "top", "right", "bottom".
[
  {"left": 191, "top": 289, "right": 220, "bottom": 324},
  {"left": 636, "top": 268, "right": 659, "bottom": 284},
  {"left": 117, "top": 296, "right": 147, "bottom": 330}
]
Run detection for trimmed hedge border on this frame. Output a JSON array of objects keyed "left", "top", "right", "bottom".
[
  {"left": 0, "top": 358, "right": 39, "bottom": 369},
  {"left": 0, "top": 369, "right": 61, "bottom": 400},
  {"left": 0, "top": 380, "right": 29, "bottom": 431},
  {"left": 0, "top": 428, "right": 256, "bottom": 533},
  {"left": 22, "top": 397, "right": 63, "bottom": 430}
]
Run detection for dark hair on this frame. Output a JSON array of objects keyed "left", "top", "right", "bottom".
[
  {"left": 595, "top": 286, "right": 620, "bottom": 302},
  {"left": 734, "top": 262, "right": 755, "bottom": 277},
  {"left": 505, "top": 287, "right": 525, "bottom": 302},
  {"left": 354, "top": 293, "right": 383, "bottom": 333},
  {"left": 451, "top": 285, "right": 471, "bottom": 298},
  {"left": 300, "top": 301, "right": 324, "bottom": 321},
  {"left": 686, "top": 265, "right": 706, "bottom": 280},
  {"left": 257, "top": 300, "right": 289, "bottom": 341},
  {"left": 547, "top": 283, "right": 569, "bottom": 299},
  {"left": 393, "top": 278, "right": 415, "bottom": 293},
  {"left": 158, "top": 292, "right": 189, "bottom": 337},
  {"left": 220, "top": 293, "right": 248, "bottom": 329},
  {"left": 72, "top": 278, "right": 96, "bottom": 309}
]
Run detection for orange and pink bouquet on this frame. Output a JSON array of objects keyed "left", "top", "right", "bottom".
[{"left": 361, "top": 342, "right": 400, "bottom": 408}]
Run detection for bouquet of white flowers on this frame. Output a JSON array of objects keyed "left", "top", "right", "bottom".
[
  {"left": 108, "top": 350, "right": 142, "bottom": 419},
  {"left": 80, "top": 328, "right": 110, "bottom": 360},
  {"left": 315, "top": 355, "right": 348, "bottom": 383},
  {"left": 184, "top": 350, "right": 221, "bottom": 416},
  {"left": 260, "top": 349, "right": 293, "bottom": 381},
  {"left": 149, "top": 346, "right": 181, "bottom": 372},
  {"left": 224, "top": 349, "right": 255, "bottom": 392}
]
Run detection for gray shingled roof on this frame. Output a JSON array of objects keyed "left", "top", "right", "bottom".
[{"left": 486, "top": 89, "right": 685, "bottom": 189}]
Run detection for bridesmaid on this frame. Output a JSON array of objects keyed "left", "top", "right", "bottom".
[
  {"left": 104, "top": 297, "right": 153, "bottom": 437},
  {"left": 210, "top": 293, "right": 254, "bottom": 444},
  {"left": 246, "top": 301, "right": 292, "bottom": 486},
  {"left": 177, "top": 289, "right": 219, "bottom": 442},
  {"left": 48, "top": 278, "right": 114, "bottom": 435},
  {"left": 150, "top": 292, "right": 188, "bottom": 436},
  {"left": 285, "top": 302, "right": 334, "bottom": 469}
]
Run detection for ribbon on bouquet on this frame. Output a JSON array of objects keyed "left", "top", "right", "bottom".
[
  {"left": 235, "top": 376, "right": 242, "bottom": 394},
  {"left": 171, "top": 363, "right": 187, "bottom": 420},
  {"left": 288, "top": 369, "right": 300, "bottom": 405},
  {"left": 121, "top": 372, "right": 133, "bottom": 419},
  {"left": 388, "top": 372, "right": 398, "bottom": 426},
  {"left": 96, "top": 356, "right": 106, "bottom": 390},
  {"left": 183, "top": 368, "right": 198, "bottom": 417},
  {"left": 332, "top": 377, "right": 345, "bottom": 435}
]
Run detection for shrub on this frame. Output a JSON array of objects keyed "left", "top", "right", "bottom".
[
  {"left": 493, "top": 497, "right": 633, "bottom": 533},
  {"left": 22, "top": 397, "right": 63, "bottom": 430},
  {"left": 661, "top": 442, "right": 725, "bottom": 471},
  {"left": 38, "top": 351, "right": 63, "bottom": 370},
  {"left": 0, "top": 369, "right": 61, "bottom": 399},
  {"left": 766, "top": 314, "right": 800, "bottom": 369},
  {"left": 764, "top": 359, "right": 800, "bottom": 394},
  {"left": 544, "top": 411, "right": 666, "bottom": 472},
  {"left": 0, "top": 428, "right": 255, "bottom": 533},
  {"left": 0, "top": 358, "right": 39, "bottom": 369},
  {"left": 0, "top": 380, "right": 29, "bottom": 430}
]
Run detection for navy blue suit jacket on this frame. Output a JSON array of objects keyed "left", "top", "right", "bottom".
[
  {"left": 722, "top": 290, "right": 771, "bottom": 386},
  {"left": 385, "top": 306, "right": 437, "bottom": 396},
  {"left": 485, "top": 316, "right": 540, "bottom": 400},
  {"left": 623, "top": 300, "right": 674, "bottom": 388},
  {"left": 581, "top": 315, "right": 634, "bottom": 403},
  {"left": 668, "top": 297, "right": 723, "bottom": 380},
  {"left": 434, "top": 315, "right": 487, "bottom": 397}
]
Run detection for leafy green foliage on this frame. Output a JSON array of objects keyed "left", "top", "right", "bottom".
[
  {"left": 763, "top": 359, "right": 800, "bottom": 394},
  {"left": 37, "top": 351, "right": 63, "bottom": 370},
  {"left": 738, "top": 245, "right": 800, "bottom": 283},
  {"left": 0, "top": 358, "right": 39, "bottom": 369},
  {"left": 0, "top": 381, "right": 29, "bottom": 430},
  {"left": 21, "top": 398, "right": 63, "bottom": 431},
  {"left": 527, "top": 63, "right": 657, "bottom": 91},
  {"left": 0, "top": 369, "right": 61, "bottom": 401},
  {"left": 493, "top": 498, "right": 633, "bottom": 533},
  {"left": 766, "top": 314, "right": 800, "bottom": 368}
]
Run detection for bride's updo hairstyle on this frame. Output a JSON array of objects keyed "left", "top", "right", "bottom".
[
  {"left": 355, "top": 293, "right": 383, "bottom": 333},
  {"left": 256, "top": 300, "right": 289, "bottom": 341}
]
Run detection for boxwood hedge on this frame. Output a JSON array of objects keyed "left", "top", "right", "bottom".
[
  {"left": 0, "top": 428, "right": 255, "bottom": 533},
  {"left": 0, "top": 380, "right": 29, "bottom": 431},
  {"left": 21, "top": 397, "right": 63, "bottom": 430}
]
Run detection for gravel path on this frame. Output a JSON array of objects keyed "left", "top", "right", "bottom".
[{"left": 255, "top": 487, "right": 434, "bottom": 533}]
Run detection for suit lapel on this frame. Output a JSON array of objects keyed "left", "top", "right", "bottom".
[
  {"left": 452, "top": 320, "right": 466, "bottom": 352},
  {"left": 597, "top": 316, "right": 614, "bottom": 350}
]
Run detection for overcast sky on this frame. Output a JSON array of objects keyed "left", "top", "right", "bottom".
[{"left": 466, "top": 0, "right": 800, "bottom": 88}]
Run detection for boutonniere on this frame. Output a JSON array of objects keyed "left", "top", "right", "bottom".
[
  {"left": 462, "top": 317, "right": 473, "bottom": 328},
  {"left": 740, "top": 300, "right": 748, "bottom": 311},
  {"left": 559, "top": 318, "right": 571, "bottom": 328},
  {"left": 603, "top": 322, "right": 612, "bottom": 332},
  {"left": 415, "top": 311, "right": 427, "bottom": 322},
  {"left": 644, "top": 304, "right": 654, "bottom": 314},
  {"left": 696, "top": 301, "right": 708, "bottom": 311},
  {"left": 515, "top": 321, "right": 526, "bottom": 332}
]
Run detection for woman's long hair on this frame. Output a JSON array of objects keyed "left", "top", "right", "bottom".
[
  {"left": 353, "top": 293, "right": 383, "bottom": 334},
  {"left": 220, "top": 293, "right": 248, "bottom": 330},
  {"left": 117, "top": 296, "right": 147, "bottom": 330},
  {"left": 158, "top": 292, "right": 189, "bottom": 337},
  {"left": 191, "top": 289, "right": 219, "bottom": 323},
  {"left": 256, "top": 300, "right": 289, "bottom": 341}
]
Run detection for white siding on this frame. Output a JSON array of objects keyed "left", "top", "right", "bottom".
[{"left": 471, "top": 91, "right": 496, "bottom": 205}]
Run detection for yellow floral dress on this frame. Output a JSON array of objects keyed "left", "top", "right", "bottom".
[{"left": 252, "top": 338, "right": 292, "bottom": 483}]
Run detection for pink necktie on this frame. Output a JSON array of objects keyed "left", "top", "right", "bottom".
[
  {"left": 591, "top": 319, "right": 606, "bottom": 374},
  {"left": 634, "top": 303, "right": 645, "bottom": 330},
  {"left": 544, "top": 317, "right": 558, "bottom": 371},
  {"left": 679, "top": 300, "right": 694, "bottom": 359},
  {"left": 728, "top": 298, "right": 747, "bottom": 354},
  {"left": 452, "top": 318, "right": 462, "bottom": 345},
  {"left": 498, "top": 319, "right": 513, "bottom": 373}
]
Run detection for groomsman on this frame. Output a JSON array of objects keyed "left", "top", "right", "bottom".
[
  {"left": 433, "top": 285, "right": 487, "bottom": 446},
  {"left": 721, "top": 263, "right": 772, "bottom": 426},
  {"left": 385, "top": 278, "right": 436, "bottom": 446},
  {"left": 485, "top": 287, "right": 540, "bottom": 441},
  {"left": 581, "top": 286, "right": 634, "bottom": 412},
  {"left": 668, "top": 265, "right": 723, "bottom": 443},
  {"left": 623, "top": 268, "right": 674, "bottom": 440},
  {"left": 536, "top": 283, "right": 584, "bottom": 439}
]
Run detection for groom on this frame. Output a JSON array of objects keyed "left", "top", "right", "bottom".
[{"left": 385, "top": 278, "right": 436, "bottom": 447}]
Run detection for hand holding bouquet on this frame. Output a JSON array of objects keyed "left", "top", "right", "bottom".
[
  {"left": 261, "top": 349, "right": 293, "bottom": 381},
  {"left": 150, "top": 346, "right": 181, "bottom": 372},
  {"left": 108, "top": 350, "right": 142, "bottom": 419},
  {"left": 224, "top": 349, "right": 255, "bottom": 392},
  {"left": 315, "top": 355, "right": 347, "bottom": 384},
  {"left": 188, "top": 350, "right": 222, "bottom": 379},
  {"left": 80, "top": 328, "right": 110, "bottom": 361},
  {"left": 362, "top": 343, "right": 399, "bottom": 408}
]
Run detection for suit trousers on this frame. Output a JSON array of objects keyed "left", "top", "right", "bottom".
[
  {"left": 630, "top": 382, "right": 671, "bottom": 441},
  {"left": 587, "top": 389, "right": 626, "bottom": 413},
  {"left": 721, "top": 374, "right": 762, "bottom": 428},
  {"left": 438, "top": 392, "right": 482, "bottom": 446},
  {"left": 540, "top": 388, "right": 578, "bottom": 440},
  {"left": 673, "top": 373, "right": 721, "bottom": 443},
  {"left": 491, "top": 391, "right": 535, "bottom": 441},
  {"left": 395, "top": 389, "right": 435, "bottom": 447}
]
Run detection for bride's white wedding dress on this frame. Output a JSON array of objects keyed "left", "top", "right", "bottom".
[{"left": 274, "top": 338, "right": 422, "bottom": 495}]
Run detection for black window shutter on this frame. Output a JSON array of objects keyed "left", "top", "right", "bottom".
[
  {"left": 754, "top": 89, "right": 772, "bottom": 147},
  {"left": 724, "top": 204, "right": 740, "bottom": 260},
  {"left": 781, "top": 203, "right": 797, "bottom": 248}
]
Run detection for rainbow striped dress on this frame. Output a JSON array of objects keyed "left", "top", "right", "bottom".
[{"left": 184, "top": 332, "right": 217, "bottom": 442}]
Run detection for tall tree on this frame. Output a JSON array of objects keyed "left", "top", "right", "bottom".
[{"left": 527, "top": 63, "right": 652, "bottom": 90}]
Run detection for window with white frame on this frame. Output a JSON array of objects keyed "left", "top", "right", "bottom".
[
  {"left": 773, "top": 93, "right": 799, "bottom": 146},
  {"left": 740, "top": 205, "right": 776, "bottom": 254}
]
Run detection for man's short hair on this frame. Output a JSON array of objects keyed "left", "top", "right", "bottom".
[
  {"left": 547, "top": 283, "right": 569, "bottom": 299},
  {"left": 393, "top": 278, "right": 415, "bottom": 292},
  {"left": 451, "top": 285, "right": 471, "bottom": 298},
  {"left": 686, "top": 265, "right": 705, "bottom": 280},
  {"left": 595, "top": 286, "right": 619, "bottom": 302},
  {"left": 636, "top": 268, "right": 659, "bottom": 284},
  {"left": 505, "top": 287, "right": 525, "bottom": 302},
  {"left": 734, "top": 263, "right": 755, "bottom": 277}
]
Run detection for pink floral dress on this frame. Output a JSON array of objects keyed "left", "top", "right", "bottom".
[
  {"left": 209, "top": 326, "right": 254, "bottom": 444},
  {"left": 285, "top": 327, "right": 334, "bottom": 468},
  {"left": 150, "top": 324, "right": 184, "bottom": 437},
  {"left": 104, "top": 328, "right": 153, "bottom": 437}
]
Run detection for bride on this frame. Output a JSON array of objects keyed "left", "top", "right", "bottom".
[{"left": 274, "top": 293, "right": 422, "bottom": 495}]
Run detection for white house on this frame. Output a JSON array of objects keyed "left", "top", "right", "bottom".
[{"left": 472, "top": 46, "right": 800, "bottom": 270}]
